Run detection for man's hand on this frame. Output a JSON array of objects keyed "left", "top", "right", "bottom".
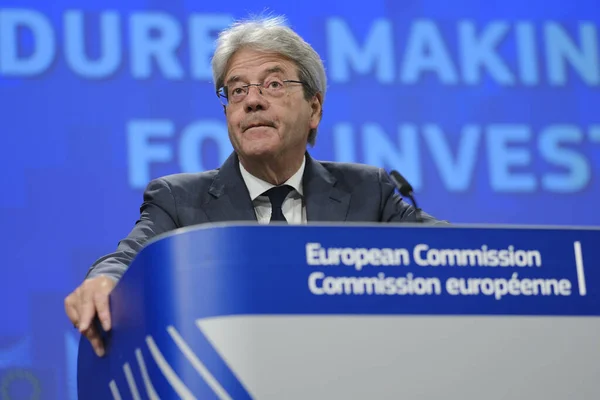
[{"left": 64, "top": 276, "right": 117, "bottom": 357}]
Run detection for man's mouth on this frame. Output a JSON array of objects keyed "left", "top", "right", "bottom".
[{"left": 243, "top": 121, "right": 275, "bottom": 132}]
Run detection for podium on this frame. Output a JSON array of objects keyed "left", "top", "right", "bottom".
[{"left": 77, "top": 223, "right": 600, "bottom": 399}]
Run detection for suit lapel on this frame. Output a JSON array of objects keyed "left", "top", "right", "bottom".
[
  {"left": 202, "top": 151, "right": 351, "bottom": 223},
  {"left": 203, "top": 152, "right": 258, "bottom": 222},
  {"left": 303, "top": 153, "right": 351, "bottom": 222}
]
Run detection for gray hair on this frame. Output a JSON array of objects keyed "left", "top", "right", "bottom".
[{"left": 211, "top": 15, "right": 327, "bottom": 146}]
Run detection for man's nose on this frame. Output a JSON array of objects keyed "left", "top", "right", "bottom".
[{"left": 244, "top": 85, "right": 268, "bottom": 112}]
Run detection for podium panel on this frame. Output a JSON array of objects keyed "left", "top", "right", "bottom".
[{"left": 77, "top": 224, "right": 600, "bottom": 399}]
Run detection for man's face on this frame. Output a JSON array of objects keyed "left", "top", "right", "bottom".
[{"left": 222, "top": 48, "right": 321, "bottom": 163}]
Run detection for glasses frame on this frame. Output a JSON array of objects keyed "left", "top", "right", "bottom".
[{"left": 216, "top": 79, "right": 307, "bottom": 106}]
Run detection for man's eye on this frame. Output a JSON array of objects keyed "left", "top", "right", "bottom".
[
  {"left": 231, "top": 87, "right": 245, "bottom": 95},
  {"left": 268, "top": 81, "right": 282, "bottom": 89}
]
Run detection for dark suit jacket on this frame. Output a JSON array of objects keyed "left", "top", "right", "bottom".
[{"left": 87, "top": 152, "right": 447, "bottom": 280}]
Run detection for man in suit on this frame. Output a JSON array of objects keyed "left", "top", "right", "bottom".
[{"left": 64, "top": 15, "right": 446, "bottom": 357}]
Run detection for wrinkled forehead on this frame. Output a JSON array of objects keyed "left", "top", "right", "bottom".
[{"left": 224, "top": 49, "right": 299, "bottom": 84}]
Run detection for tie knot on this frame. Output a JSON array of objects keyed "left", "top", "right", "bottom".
[{"left": 263, "top": 185, "right": 293, "bottom": 210}]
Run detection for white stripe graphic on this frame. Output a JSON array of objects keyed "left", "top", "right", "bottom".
[
  {"left": 135, "top": 349, "right": 160, "bottom": 400},
  {"left": 123, "top": 362, "right": 141, "bottom": 400},
  {"left": 574, "top": 241, "right": 587, "bottom": 296},
  {"left": 146, "top": 336, "right": 197, "bottom": 399},
  {"left": 109, "top": 380, "right": 122, "bottom": 400},
  {"left": 167, "top": 326, "right": 233, "bottom": 400}
]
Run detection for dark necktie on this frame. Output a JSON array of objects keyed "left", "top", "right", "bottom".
[{"left": 264, "top": 185, "right": 293, "bottom": 223}]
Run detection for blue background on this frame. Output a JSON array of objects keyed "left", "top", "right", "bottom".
[{"left": 0, "top": 0, "right": 599, "bottom": 398}]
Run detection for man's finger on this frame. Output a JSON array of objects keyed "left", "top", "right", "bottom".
[
  {"left": 94, "top": 292, "right": 111, "bottom": 332},
  {"left": 83, "top": 325, "right": 105, "bottom": 357},
  {"left": 78, "top": 286, "right": 96, "bottom": 333},
  {"left": 64, "top": 295, "right": 80, "bottom": 328}
]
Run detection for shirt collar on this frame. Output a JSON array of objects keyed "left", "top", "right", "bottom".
[{"left": 239, "top": 156, "right": 305, "bottom": 201}]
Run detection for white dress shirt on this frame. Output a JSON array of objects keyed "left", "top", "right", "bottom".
[{"left": 239, "top": 157, "right": 307, "bottom": 224}]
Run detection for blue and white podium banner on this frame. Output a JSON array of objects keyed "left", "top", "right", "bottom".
[{"left": 78, "top": 224, "right": 600, "bottom": 399}]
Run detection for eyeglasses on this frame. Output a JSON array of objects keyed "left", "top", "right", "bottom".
[{"left": 217, "top": 78, "right": 306, "bottom": 106}]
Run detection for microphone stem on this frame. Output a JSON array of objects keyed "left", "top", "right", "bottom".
[{"left": 407, "top": 192, "right": 423, "bottom": 223}]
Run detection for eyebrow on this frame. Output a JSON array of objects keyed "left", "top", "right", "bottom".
[
  {"left": 263, "top": 66, "right": 286, "bottom": 76},
  {"left": 225, "top": 75, "right": 242, "bottom": 86},
  {"left": 225, "top": 65, "right": 288, "bottom": 86}
]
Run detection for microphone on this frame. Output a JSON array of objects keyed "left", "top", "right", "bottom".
[{"left": 389, "top": 170, "right": 423, "bottom": 223}]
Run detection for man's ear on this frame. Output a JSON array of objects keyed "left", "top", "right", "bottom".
[{"left": 309, "top": 92, "right": 323, "bottom": 129}]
